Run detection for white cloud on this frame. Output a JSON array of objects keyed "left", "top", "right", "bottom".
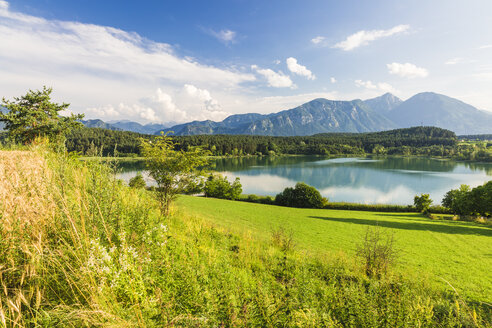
[
  {"left": 286, "top": 57, "right": 315, "bottom": 80},
  {"left": 387, "top": 62, "right": 428, "bottom": 78},
  {"left": 251, "top": 65, "right": 295, "bottom": 88},
  {"left": 334, "top": 24, "right": 410, "bottom": 51},
  {"left": 445, "top": 57, "right": 463, "bottom": 65},
  {"left": 311, "top": 36, "right": 325, "bottom": 45},
  {"left": 330, "top": 77, "right": 337, "bottom": 83},
  {"left": 478, "top": 44, "right": 492, "bottom": 50},
  {"left": 445, "top": 57, "right": 475, "bottom": 65},
  {"left": 355, "top": 80, "right": 397, "bottom": 93},
  {"left": 0, "top": 1, "right": 255, "bottom": 122},
  {"left": 86, "top": 89, "right": 187, "bottom": 123},
  {"left": 183, "top": 84, "right": 221, "bottom": 112},
  {"left": 210, "top": 29, "right": 236, "bottom": 44}
]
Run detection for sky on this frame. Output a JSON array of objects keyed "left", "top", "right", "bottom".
[{"left": 1, "top": 0, "right": 492, "bottom": 124}]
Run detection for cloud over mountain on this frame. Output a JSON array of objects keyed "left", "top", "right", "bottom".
[
  {"left": 387, "top": 62, "right": 428, "bottom": 78},
  {"left": 251, "top": 65, "right": 295, "bottom": 88},
  {"left": 286, "top": 57, "right": 316, "bottom": 80}
]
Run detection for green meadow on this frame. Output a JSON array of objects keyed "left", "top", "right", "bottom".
[{"left": 176, "top": 195, "right": 492, "bottom": 304}]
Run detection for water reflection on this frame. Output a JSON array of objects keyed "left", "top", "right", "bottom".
[{"left": 116, "top": 156, "right": 492, "bottom": 205}]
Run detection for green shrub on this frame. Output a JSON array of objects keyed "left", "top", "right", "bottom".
[
  {"left": 246, "top": 194, "right": 259, "bottom": 202},
  {"left": 128, "top": 172, "right": 146, "bottom": 189},
  {"left": 414, "top": 194, "right": 432, "bottom": 214},
  {"left": 204, "top": 174, "right": 242, "bottom": 200},
  {"left": 275, "top": 182, "right": 327, "bottom": 208}
]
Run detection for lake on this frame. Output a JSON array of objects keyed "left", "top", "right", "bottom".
[{"left": 117, "top": 156, "right": 492, "bottom": 205}]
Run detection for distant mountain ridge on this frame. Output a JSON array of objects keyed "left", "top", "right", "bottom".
[
  {"left": 387, "top": 92, "right": 492, "bottom": 135},
  {"left": 79, "top": 92, "right": 492, "bottom": 136},
  {"left": 160, "top": 98, "right": 397, "bottom": 136},
  {"left": 81, "top": 119, "right": 174, "bottom": 134}
]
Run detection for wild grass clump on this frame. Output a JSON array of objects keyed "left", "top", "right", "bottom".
[
  {"left": 0, "top": 145, "right": 490, "bottom": 327},
  {"left": 356, "top": 226, "right": 397, "bottom": 279}
]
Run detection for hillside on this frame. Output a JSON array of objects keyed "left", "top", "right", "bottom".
[
  {"left": 161, "top": 98, "right": 397, "bottom": 136},
  {"left": 387, "top": 92, "right": 492, "bottom": 135},
  {"left": 1, "top": 147, "right": 490, "bottom": 326}
]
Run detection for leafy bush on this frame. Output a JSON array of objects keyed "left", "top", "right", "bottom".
[
  {"left": 414, "top": 193, "right": 433, "bottom": 214},
  {"left": 275, "top": 182, "right": 327, "bottom": 208},
  {"left": 128, "top": 173, "right": 146, "bottom": 189},
  {"left": 204, "top": 174, "right": 242, "bottom": 200}
]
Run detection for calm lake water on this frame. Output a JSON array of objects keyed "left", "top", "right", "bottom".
[{"left": 117, "top": 156, "right": 492, "bottom": 205}]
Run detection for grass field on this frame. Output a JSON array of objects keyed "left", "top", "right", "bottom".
[{"left": 176, "top": 195, "right": 492, "bottom": 304}]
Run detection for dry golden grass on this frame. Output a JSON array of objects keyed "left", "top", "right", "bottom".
[
  {"left": 0, "top": 150, "right": 55, "bottom": 228},
  {"left": 0, "top": 150, "right": 55, "bottom": 327}
]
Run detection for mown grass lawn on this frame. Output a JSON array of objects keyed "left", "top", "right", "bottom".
[{"left": 176, "top": 195, "right": 492, "bottom": 304}]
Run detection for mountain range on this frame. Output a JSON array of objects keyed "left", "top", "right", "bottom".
[
  {"left": 81, "top": 119, "right": 174, "bottom": 134},
  {"left": 80, "top": 92, "right": 492, "bottom": 136}
]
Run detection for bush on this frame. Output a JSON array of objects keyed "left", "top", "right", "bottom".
[
  {"left": 204, "top": 174, "right": 242, "bottom": 200},
  {"left": 128, "top": 173, "right": 146, "bottom": 189},
  {"left": 356, "top": 226, "right": 397, "bottom": 279},
  {"left": 414, "top": 194, "right": 432, "bottom": 214},
  {"left": 275, "top": 182, "right": 327, "bottom": 208}
]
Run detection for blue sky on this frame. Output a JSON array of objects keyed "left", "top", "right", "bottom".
[{"left": 1, "top": 0, "right": 492, "bottom": 123}]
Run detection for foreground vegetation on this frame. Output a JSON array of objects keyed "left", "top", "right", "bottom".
[
  {"left": 1, "top": 146, "right": 491, "bottom": 327},
  {"left": 177, "top": 195, "right": 492, "bottom": 305}
]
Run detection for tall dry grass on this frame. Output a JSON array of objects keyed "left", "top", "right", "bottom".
[{"left": 0, "top": 146, "right": 159, "bottom": 327}]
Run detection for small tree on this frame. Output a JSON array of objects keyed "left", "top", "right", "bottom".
[
  {"left": 414, "top": 193, "right": 432, "bottom": 214},
  {"left": 128, "top": 173, "right": 146, "bottom": 189},
  {"left": 0, "top": 86, "right": 84, "bottom": 144},
  {"left": 141, "top": 133, "right": 209, "bottom": 215}
]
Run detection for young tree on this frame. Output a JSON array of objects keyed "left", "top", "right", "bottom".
[
  {"left": 414, "top": 193, "right": 432, "bottom": 214},
  {"left": 141, "top": 133, "right": 209, "bottom": 215},
  {"left": 0, "top": 86, "right": 84, "bottom": 144}
]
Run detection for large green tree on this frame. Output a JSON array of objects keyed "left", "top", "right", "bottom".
[{"left": 0, "top": 86, "right": 84, "bottom": 144}]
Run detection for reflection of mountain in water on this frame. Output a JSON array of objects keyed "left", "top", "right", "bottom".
[
  {"left": 214, "top": 156, "right": 492, "bottom": 203},
  {"left": 227, "top": 164, "right": 444, "bottom": 193},
  {"left": 114, "top": 156, "right": 492, "bottom": 204}
]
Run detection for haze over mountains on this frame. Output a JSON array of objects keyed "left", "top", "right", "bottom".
[{"left": 81, "top": 92, "right": 492, "bottom": 136}]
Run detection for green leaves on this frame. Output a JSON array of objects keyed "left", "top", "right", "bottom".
[
  {"left": 0, "top": 86, "right": 84, "bottom": 144},
  {"left": 140, "top": 133, "right": 210, "bottom": 215}
]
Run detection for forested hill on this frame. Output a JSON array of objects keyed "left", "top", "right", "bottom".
[{"left": 64, "top": 126, "right": 460, "bottom": 158}]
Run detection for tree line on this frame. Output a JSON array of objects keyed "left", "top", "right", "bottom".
[{"left": 59, "top": 126, "right": 472, "bottom": 158}]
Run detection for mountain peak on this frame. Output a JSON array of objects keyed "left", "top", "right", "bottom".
[{"left": 364, "top": 93, "right": 402, "bottom": 114}]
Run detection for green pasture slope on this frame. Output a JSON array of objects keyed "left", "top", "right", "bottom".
[{"left": 176, "top": 195, "right": 492, "bottom": 304}]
